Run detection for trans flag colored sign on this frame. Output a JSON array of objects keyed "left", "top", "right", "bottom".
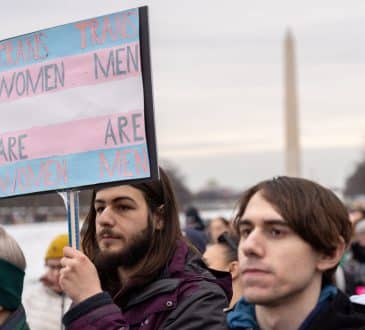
[{"left": 0, "top": 6, "right": 158, "bottom": 198}]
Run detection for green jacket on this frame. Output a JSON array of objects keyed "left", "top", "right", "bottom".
[{"left": 0, "top": 305, "right": 29, "bottom": 330}]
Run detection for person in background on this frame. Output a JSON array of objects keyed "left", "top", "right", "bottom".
[
  {"left": 203, "top": 231, "right": 243, "bottom": 309},
  {"left": 343, "top": 219, "right": 365, "bottom": 295},
  {"left": 23, "top": 233, "right": 71, "bottom": 330},
  {"left": 0, "top": 226, "right": 29, "bottom": 330},
  {"left": 227, "top": 176, "right": 365, "bottom": 330},
  {"left": 208, "top": 217, "right": 232, "bottom": 243},
  {"left": 185, "top": 206, "right": 206, "bottom": 231},
  {"left": 334, "top": 205, "right": 365, "bottom": 293},
  {"left": 59, "top": 167, "right": 231, "bottom": 329},
  {"left": 349, "top": 206, "right": 365, "bottom": 226},
  {"left": 184, "top": 206, "right": 208, "bottom": 253}
]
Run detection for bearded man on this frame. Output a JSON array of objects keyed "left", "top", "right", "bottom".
[{"left": 60, "top": 167, "right": 231, "bottom": 329}]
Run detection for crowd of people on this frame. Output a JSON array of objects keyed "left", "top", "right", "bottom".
[{"left": 1, "top": 167, "right": 365, "bottom": 329}]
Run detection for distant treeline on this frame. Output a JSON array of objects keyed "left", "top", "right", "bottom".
[{"left": 0, "top": 190, "right": 93, "bottom": 208}]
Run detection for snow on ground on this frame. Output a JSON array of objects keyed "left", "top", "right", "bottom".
[
  {"left": 3, "top": 208, "right": 236, "bottom": 284},
  {"left": 4, "top": 221, "right": 70, "bottom": 285}
]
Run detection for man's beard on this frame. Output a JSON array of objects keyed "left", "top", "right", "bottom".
[{"left": 94, "top": 221, "right": 153, "bottom": 272}]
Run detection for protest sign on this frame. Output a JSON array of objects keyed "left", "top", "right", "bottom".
[{"left": 0, "top": 6, "right": 157, "bottom": 198}]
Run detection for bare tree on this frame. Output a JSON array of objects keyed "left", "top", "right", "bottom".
[
  {"left": 160, "top": 159, "right": 192, "bottom": 208},
  {"left": 344, "top": 155, "right": 365, "bottom": 197}
]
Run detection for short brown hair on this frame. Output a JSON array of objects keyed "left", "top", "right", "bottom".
[{"left": 233, "top": 176, "right": 352, "bottom": 285}]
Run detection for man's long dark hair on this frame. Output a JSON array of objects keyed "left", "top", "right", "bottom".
[{"left": 82, "top": 167, "right": 184, "bottom": 292}]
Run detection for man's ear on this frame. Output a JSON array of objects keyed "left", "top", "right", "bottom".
[
  {"left": 153, "top": 205, "right": 165, "bottom": 230},
  {"left": 228, "top": 261, "right": 240, "bottom": 280},
  {"left": 317, "top": 236, "right": 346, "bottom": 272}
]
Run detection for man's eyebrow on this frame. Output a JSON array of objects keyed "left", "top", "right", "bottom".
[
  {"left": 94, "top": 196, "right": 136, "bottom": 204},
  {"left": 263, "top": 219, "right": 289, "bottom": 226},
  {"left": 238, "top": 219, "right": 288, "bottom": 226},
  {"left": 238, "top": 219, "right": 253, "bottom": 226}
]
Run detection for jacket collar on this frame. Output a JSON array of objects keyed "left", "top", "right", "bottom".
[
  {"left": 227, "top": 285, "right": 337, "bottom": 330},
  {"left": 117, "top": 240, "right": 232, "bottom": 309},
  {"left": 298, "top": 285, "right": 337, "bottom": 330}
]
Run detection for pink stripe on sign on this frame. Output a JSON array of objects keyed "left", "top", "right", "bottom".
[
  {"left": 0, "top": 41, "right": 140, "bottom": 103},
  {"left": 0, "top": 110, "right": 145, "bottom": 165}
]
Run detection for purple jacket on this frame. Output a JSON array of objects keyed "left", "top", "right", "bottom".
[{"left": 63, "top": 241, "right": 232, "bottom": 329}]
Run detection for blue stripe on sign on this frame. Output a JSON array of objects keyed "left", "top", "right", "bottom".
[
  {"left": 0, "top": 8, "right": 139, "bottom": 73},
  {"left": 0, "top": 143, "right": 150, "bottom": 197}
]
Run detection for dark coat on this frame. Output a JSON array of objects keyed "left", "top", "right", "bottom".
[
  {"left": 343, "top": 242, "right": 365, "bottom": 295},
  {"left": 63, "top": 240, "right": 231, "bottom": 329},
  {"left": 0, "top": 305, "right": 29, "bottom": 330},
  {"left": 227, "top": 289, "right": 365, "bottom": 330},
  {"left": 303, "top": 291, "right": 365, "bottom": 330}
]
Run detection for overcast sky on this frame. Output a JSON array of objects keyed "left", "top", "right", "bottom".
[{"left": 1, "top": 0, "right": 364, "bottom": 191}]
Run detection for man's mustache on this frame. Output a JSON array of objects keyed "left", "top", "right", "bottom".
[{"left": 97, "top": 228, "right": 124, "bottom": 240}]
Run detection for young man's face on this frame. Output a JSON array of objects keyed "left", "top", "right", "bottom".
[
  {"left": 237, "top": 191, "right": 323, "bottom": 306},
  {"left": 94, "top": 185, "right": 152, "bottom": 268}
]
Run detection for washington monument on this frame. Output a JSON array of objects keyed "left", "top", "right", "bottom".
[{"left": 284, "top": 30, "right": 301, "bottom": 177}]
